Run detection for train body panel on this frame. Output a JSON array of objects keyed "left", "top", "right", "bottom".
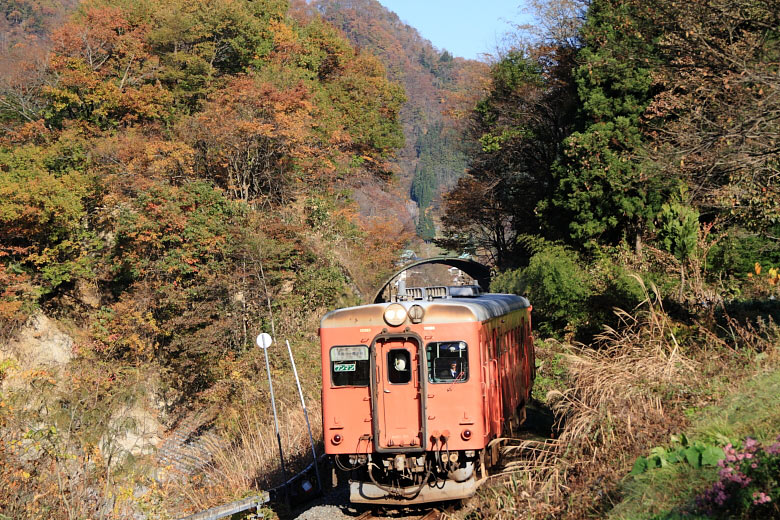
[{"left": 319, "top": 289, "right": 534, "bottom": 504}]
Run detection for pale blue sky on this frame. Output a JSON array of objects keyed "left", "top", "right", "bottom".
[{"left": 376, "top": 1, "right": 529, "bottom": 60}]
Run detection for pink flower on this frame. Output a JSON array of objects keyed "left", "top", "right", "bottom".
[{"left": 752, "top": 491, "right": 772, "bottom": 505}]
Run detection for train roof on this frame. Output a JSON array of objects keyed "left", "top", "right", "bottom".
[{"left": 320, "top": 293, "right": 531, "bottom": 329}]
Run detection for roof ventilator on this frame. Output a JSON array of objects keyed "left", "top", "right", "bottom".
[{"left": 398, "top": 285, "right": 481, "bottom": 301}]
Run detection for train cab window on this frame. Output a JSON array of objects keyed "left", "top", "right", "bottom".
[
  {"left": 426, "top": 341, "right": 468, "bottom": 383},
  {"left": 387, "top": 349, "right": 411, "bottom": 384},
  {"left": 330, "top": 345, "right": 369, "bottom": 387}
]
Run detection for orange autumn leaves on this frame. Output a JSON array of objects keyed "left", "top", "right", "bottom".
[
  {"left": 1, "top": 0, "right": 405, "bottom": 355},
  {"left": 0, "top": 3, "right": 409, "bottom": 517},
  {"left": 187, "top": 76, "right": 320, "bottom": 204},
  {"left": 46, "top": 6, "right": 171, "bottom": 127},
  {"left": 748, "top": 262, "right": 779, "bottom": 287}
]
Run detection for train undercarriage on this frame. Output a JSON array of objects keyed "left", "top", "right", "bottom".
[{"left": 334, "top": 445, "right": 500, "bottom": 505}]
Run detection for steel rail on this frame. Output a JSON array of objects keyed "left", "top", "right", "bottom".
[
  {"left": 177, "top": 492, "right": 269, "bottom": 520},
  {"left": 176, "top": 453, "right": 327, "bottom": 520},
  {"left": 354, "top": 508, "right": 443, "bottom": 520}
]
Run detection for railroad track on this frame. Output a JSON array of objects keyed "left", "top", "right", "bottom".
[{"left": 354, "top": 507, "right": 446, "bottom": 520}]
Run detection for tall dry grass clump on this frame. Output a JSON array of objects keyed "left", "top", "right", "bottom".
[
  {"left": 173, "top": 401, "right": 323, "bottom": 514},
  {"left": 485, "top": 277, "right": 700, "bottom": 518},
  {"left": 555, "top": 278, "right": 698, "bottom": 458}
]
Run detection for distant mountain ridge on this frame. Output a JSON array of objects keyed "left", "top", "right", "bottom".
[{"left": 303, "top": 0, "right": 487, "bottom": 239}]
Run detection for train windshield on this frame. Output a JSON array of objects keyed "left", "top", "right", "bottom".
[
  {"left": 426, "top": 341, "right": 469, "bottom": 383},
  {"left": 330, "top": 345, "right": 369, "bottom": 387}
]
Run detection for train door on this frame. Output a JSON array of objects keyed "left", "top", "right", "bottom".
[
  {"left": 500, "top": 331, "right": 512, "bottom": 423},
  {"left": 372, "top": 337, "right": 423, "bottom": 449},
  {"left": 480, "top": 331, "right": 490, "bottom": 439},
  {"left": 509, "top": 329, "right": 520, "bottom": 406},
  {"left": 523, "top": 317, "right": 535, "bottom": 400},
  {"left": 488, "top": 329, "right": 502, "bottom": 436}
]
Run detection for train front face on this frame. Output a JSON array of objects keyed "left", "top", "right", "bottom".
[{"left": 320, "top": 302, "right": 485, "bottom": 505}]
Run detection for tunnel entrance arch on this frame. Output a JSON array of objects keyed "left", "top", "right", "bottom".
[{"left": 372, "top": 257, "right": 492, "bottom": 304}]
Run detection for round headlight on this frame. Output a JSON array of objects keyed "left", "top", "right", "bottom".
[
  {"left": 383, "top": 303, "right": 407, "bottom": 326},
  {"left": 408, "top": 304, "right": 425, "bottom": 323}
]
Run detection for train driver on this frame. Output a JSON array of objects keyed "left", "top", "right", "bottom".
[{"left": 441, "top": 360, "right": 460, "bottom": 380}]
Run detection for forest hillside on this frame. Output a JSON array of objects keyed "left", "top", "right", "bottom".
[
  {"left": 307, "top": 0, "right": 489, "bottom": 240},
  {"left": 0, "top": 0, "right": 411, "bottom": 516}
]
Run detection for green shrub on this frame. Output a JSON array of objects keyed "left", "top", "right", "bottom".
[
  {"left": 583, "top": 256, "right": 648, "bottom": 340},
  {"left": 490, "top": 267, "right": 525, "bottom": 295},
  {"left": 657, "top": 201, "right": 699, "bottom": 262},
  {"left": 522, "top": 244, "right": 591, "bottom": 337},
  {"left": 707, "top": 226, "right": 780, "bottom": 279},
  {"left": 603, "top": 260, "right": 646, "bottom": 310},
  {"left": 631, "top": 433, "right": 725, "bottom": 475},
  {"left": 294, "top": 263, "right": 349, "bottom": 311}
]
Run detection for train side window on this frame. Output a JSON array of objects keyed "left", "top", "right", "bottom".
[
  {"left": 426, "top": 341, "right": 468, "bottom": 383},
  {"left": 330, "top": 345, "right": 369, "bottom": 387},
  {"left": 387, "top": 349, "right": 411, "bottom": 384}
]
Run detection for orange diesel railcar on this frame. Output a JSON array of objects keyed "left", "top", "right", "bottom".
[{"left": 319, "top": 285, "right": 534, "bottom": 504}]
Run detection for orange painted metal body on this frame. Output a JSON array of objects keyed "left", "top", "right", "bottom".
[{"left": 320, "top": 296, "right": 534, "bottom": 458}]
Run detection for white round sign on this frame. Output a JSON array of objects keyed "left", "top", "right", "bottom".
[{"left": 256, "top": 333, "right": 273, "bottom": 349}]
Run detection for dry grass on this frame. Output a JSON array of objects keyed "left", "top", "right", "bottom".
[
  {"left": 172, "top": 401, "right": 323, "bottom": 514},
  {"left": 470, "top": 277, "right": 701, "bottom": 519}
]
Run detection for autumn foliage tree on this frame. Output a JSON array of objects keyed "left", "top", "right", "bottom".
[
  {"left": 0, "top": 0, "right": 405, "bottom": 400},
  {"left": 45, "top": 6, "right": 172, "bottom": 128},
  {"left": 185, "top": 76, "right": 318, "bottom": 205},
  {"left": 0, "top": 0, "right": 410, "bottom": 517},
  {"left": 645, "top": 0, "right": 780, "bottom": 229}
]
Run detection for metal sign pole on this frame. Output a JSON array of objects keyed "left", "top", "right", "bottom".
[
  {"left": 285, "top": 339, "right": 322, "bottom": 492},
  {"left": 256, "top": 333, "right": 289, "bottom": 507}
]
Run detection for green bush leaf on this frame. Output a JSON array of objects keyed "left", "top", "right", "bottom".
[
  {"left": 648, "top": 454, "right": 666, "bottom": 468},
  {"left": 684, "top": 447, "right": 701, "bottom": 468},
  {"left": 631, "top": 456, "right": 648, "bottom": 475},
  {"left": 701, "top": 446, "right": 725, "bottom": 467}
]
